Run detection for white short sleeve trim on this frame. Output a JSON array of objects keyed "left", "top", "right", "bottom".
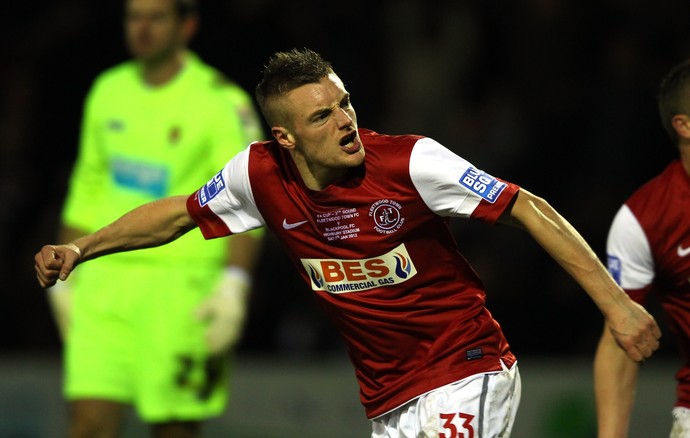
[
  {"left": 206, "top": 147, "right": 265, "bottom": 232},
  {"left": 409, "top": 137, "right": 482, "bottom": 217},
  {"left": 606, "top": 204, "right": 655, "bottom": 289}
]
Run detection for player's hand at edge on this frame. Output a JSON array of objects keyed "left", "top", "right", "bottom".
[
  {"left": 607, "top": 299, "right": 661, "bottom": 364},
  {"left": 34, "top": 243, "right": 82, "bottom": 288}
]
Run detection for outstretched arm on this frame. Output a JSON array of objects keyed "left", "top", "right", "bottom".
[
  {"left": 35, "top": 195, "right": 196, "bottom": 288},
  {"left": 498, "top": 189, "right": 660, "bottom": 362}
]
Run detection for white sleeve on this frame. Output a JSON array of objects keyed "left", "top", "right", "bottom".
[
  {"left": 409, "top": 137, "right": 509, "bottom": 217},
  {"left": 606, "top": 205, "right": 655, "bottom": 289},
  {"left": 199, "top": 147, "right": 265, "bottom": 232}
]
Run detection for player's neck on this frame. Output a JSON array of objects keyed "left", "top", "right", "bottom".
[
  {"left": 289, "top": 151, "right": 347, "bottom": 192},
  {"left": 140, "top": 50, "right": 186, "bottom": 87}
]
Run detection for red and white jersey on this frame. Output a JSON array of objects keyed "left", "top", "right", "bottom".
[
  {"left": 606, "top": 159, "right": 690, "bottom": 409},
  {"left": 187, "top": 128, "right": 520, "bottom": 418}
]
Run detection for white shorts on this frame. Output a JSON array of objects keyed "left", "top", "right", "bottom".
[
  {"left": 671, "top": 407, "right": 690, "bottom": 438},
  {"left": 371, "top": 361, "right": 521, "bottom": 438}
]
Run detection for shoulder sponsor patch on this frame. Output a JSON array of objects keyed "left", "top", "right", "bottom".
[
  {"left": 459, "top": 167, "right": 506, "bottom": 203},
  {"left": 198, "top": 171, "right": 226, "bottom": 207}
]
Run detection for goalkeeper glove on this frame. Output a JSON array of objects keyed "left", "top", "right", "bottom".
[{"left": 194, "top": 267, "right": 251, "bottom": 355}]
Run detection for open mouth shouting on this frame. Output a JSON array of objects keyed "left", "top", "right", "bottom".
[{"left": 339, "top": 131, "right": 361, "bottom": 153}]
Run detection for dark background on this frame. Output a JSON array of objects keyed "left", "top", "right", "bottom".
[{"left": 3, "top": 0, "right": 687, "bottom": 360}]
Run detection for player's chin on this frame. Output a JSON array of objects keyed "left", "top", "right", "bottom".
[
  {"left": 343, "top": 153, "right": 364, "bottom": 167},
  {"left": 129, "top": 45, "right": 162, "bottom": 62}
]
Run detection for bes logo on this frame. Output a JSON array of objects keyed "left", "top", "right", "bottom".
[
  {"left": 459, "top": 167, "right": 506, "bottom": 204},
  {"left": 369, "top": 199, "right": 405, "bottom": 234},
  {"left": 301, "top": 243, "right": 417, "bottom": 294},
  {"left": 198, "top": 171, "right": 225, "bottom": 207}
]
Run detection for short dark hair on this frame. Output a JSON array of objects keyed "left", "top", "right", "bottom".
[
  {"left": 255, "top": 48, "right": 333, "bottom": 127},
  {"left": 174, "top": 0, "right": 197, "bottom": 18},
  {"left": 127, "top": 0, "right": 197, "bottom": 20},
  {"left": 658, "top": 59, "right": 690, "bottom": 145}
]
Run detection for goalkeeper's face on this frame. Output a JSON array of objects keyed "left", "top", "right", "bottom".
[{"left": 124, "top": 0, "right": 195, "bottom": 64}]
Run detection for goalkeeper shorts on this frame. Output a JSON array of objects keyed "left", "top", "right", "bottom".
[{"left": 64, "top": 258, "right": 229, "bottom": 422}]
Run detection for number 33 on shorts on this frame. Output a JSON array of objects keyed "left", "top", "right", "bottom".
[
  {"left": 372, "top": 362, "right": 521, "bottom": 438},
  {"left": 439, "top": 412, "right": 475, "bottom": 438},
  {"left": 432, "top": 362, "right": 521, "bottom": 438}
]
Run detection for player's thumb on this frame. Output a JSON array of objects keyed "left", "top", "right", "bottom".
[
  {"left": 58, "top": 258, "right": 76, "bottom": 281},
  {"left": 57, "top": 243, "right": 82, "bottom": 281}
]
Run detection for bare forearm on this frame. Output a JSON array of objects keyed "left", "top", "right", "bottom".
[
  {"left": 71, "top": 195, "right": 196, "bottom": 261},
  {"left": 35, "top": 196, "right": 197, "bottom": 288},
  {"left": 594, "top": 326, "right": 639, "bottom": 437},
  {"left": 506, "top": 190, "right": 626, "bottom": 314},
  {"left": 503, "top": 189, "right": 660, "bottom": 362}
]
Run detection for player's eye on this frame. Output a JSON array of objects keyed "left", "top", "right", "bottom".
[{"left": 341, "top": 95, "right": 351, "bottom": 108}]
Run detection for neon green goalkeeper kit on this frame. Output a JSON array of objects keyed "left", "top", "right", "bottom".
[{"left": 60, "top": 52, "right": 264, "bottom": 421}]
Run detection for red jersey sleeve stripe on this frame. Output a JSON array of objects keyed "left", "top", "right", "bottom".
[
  {"left": 186, "top": 191, "right": 231, "bottom": 239},
  {"left": 471, "top": 182, "right": 520, "bottom": 223}
]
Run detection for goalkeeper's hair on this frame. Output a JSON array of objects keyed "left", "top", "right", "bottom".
[
  {"left": 658, "top": 59, "right": 690, "bottom": 146},
  {"left": 174, "top": 0, "right": 197, "bottom": 19}
]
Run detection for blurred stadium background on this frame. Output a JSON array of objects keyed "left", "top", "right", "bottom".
[{"left": 3, "top": 0, "right": 690, "bottom": 436}]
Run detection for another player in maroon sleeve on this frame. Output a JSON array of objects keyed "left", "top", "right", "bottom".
[
  {"left": 36, "top": 48, "right": 661, "bottom": 438},
  {"left": 595, "top": 59, "right": 690, "bottom": 438}
]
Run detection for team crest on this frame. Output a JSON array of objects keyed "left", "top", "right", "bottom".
[
  {"left": 369, "top": 199, "right": 404, "bottom": 234},
  {"left": 168, "top": 125, "right": 181, "bottom": 145}
]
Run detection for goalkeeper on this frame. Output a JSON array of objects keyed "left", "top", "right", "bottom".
[{"left": 46, "top": 0, "right": 264, "bottom": 436}]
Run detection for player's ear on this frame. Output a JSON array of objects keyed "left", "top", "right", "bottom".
[
  {"left": 272, "top": 127, "right": 295, "bottom": 150},
  {"left": 180, "top": 15, "right": 198, "bottom": 42},
  {"left": 671, "top": 114, "right": 690, "bottom": 140}
]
